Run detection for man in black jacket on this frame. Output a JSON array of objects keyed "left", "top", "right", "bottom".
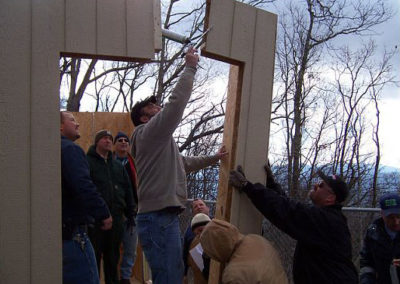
[
  {"left": 360, "top": 193, "right": 400, "bottom": 284},
  {"left": 61, "top": 111, "right": 112, "bottom": 284},
  {"left": 229, "top": 165, "right": 358, "bottom": 284}
]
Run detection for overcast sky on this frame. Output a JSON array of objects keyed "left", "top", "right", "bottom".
[{"left": 371, "top": 0, "right": 400, "bottom": 168}]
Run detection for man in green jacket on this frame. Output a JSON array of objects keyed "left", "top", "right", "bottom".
[{"left": 87, "top": 130, "right": 135, "bottom": 284}]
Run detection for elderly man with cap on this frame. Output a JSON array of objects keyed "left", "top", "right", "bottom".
[
  {"left": 360, "top": 193, "right": 400, "bottom": 284},
  {"left": 229, "top": 165, "right": 358, "bottom": 284},
  {"left": 113, "top": 131, "right": 139, "bottom": 284},
  {"left": 87, "top": 130, "right": 135, "bottom": 284}
]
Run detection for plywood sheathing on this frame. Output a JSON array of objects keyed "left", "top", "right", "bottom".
[
  {"left": 72, "top": 112, "right": 133, "bottom": 152},
  {"left": 64, "top": 0, "right": 160, "bottom": 61}
]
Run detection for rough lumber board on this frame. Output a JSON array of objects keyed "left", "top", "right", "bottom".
[
  {"left": 65, "top": 0, "right": 96, "bottom": 54},
  {"left": 208, "top": 65, "right": 241, "bottom": 284},
  {"left": 214, "top": 65, "right": 242, "bottom": 222}
]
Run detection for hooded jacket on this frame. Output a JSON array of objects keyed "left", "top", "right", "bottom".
[
  {"left": 86, "top": 145, "right": 134, "bottom": 219},
  {"left": 200, "top": 219, "right": 288, "bottom": 284}
]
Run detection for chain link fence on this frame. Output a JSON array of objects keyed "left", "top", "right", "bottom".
[{"left": 179, "top": 199, "right": 381, "bottom": 283}]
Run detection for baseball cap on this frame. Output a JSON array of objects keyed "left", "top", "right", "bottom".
[
  {"left": 317, "top": 170, "right": 349, "bottom": 203},
  {"left": 379, "top": 193, "right": 400, "bottom": 216}
]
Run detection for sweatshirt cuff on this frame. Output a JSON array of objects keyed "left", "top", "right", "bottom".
[{"left": 185, "top": 66, "right": 197, "bottom": 73}]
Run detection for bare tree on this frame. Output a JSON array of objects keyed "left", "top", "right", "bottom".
[{"left": 272, "top": 0, "right": 392, "bottom": 197}]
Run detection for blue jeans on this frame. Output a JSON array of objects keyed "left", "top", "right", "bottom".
[
  {"left": 63, "top": 227, "right": 99, "bottom": 284},
  {"left": 137, "top": 210, "right": 183, "bottom": 284},
  {"left": 120, "top": 220, "right": 138, "bottom": 279}
]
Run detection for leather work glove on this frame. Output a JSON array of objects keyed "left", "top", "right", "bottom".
[{"left": 229, "top": 165, "right": 249, "bottom": 191}]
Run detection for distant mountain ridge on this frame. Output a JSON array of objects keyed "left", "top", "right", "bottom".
[{"left": 380, "top": 165, "right": 400, "bottom": 174}]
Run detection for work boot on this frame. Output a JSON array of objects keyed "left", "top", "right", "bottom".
[{"left": 120, "top": 279, "right": 131, "bottom": 284}]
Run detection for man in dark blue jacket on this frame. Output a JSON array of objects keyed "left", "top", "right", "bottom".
[
  {"left": 61, "top": 111, "right": 112, "bottom": 284},
  {"left": 360, "top": 193, "right": 400, "bottom": 284},
  {"left": 229, "top": 165, "right": 358, "bottom": 284}
]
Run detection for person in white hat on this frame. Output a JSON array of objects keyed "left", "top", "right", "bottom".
[{"left": 185, "top": 213, "right": 212, "bottom": 284}]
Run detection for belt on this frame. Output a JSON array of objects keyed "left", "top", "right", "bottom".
[
  {"left": 162, "top": 206, "right": 184, "bottom": 214},
  {"left": 62, "top": 223, "right": 88, "bottom": 240}
]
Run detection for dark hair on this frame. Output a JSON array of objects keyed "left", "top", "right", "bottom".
[{"left": 130, "top": 96, "right": 157, "bottom": 126}]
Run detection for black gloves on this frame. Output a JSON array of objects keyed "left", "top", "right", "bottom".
[
  {"left": 264, "top": 161, "right": 277, "bottom": 188},
  {"left": 264, "top": 162, "right": 286, "bottom": 197},
  {"left": 229, "top": 165, "right": 249, "bottom": 191}
]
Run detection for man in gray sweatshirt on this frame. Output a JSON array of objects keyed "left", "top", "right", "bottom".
[{"left": 130, "top": 47, "right": 227, "bottom": 284}]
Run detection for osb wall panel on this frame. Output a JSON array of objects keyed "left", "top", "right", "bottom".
[
  {"left": 73, "top": 112, "right": 134, "bottom": 152},
  {"left": 203, "top": 0, "right": 277, "bottom": 234}
]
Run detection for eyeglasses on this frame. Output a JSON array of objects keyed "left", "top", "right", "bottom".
[{"left": 117, "top": 138, "right": 129, "bottom": 143}]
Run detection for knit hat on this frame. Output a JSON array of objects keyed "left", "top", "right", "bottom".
[
  {"left": 114, "top": 131, "right": 130, "bottom": 144},
  {"left": 130, "top": 96, "right": 157, "bottom": 126},
  {"left": 191, "top": 213, "right": 211, "bottom": 231},
  {"left": 317, "top": 170, "right": 349, "bottom": 203},
  {"left": 94, "top": 130, "right": 113, "bottom": 145},
  {"left": 380, "top": 193, "right": 400, "bottom": 216}
]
